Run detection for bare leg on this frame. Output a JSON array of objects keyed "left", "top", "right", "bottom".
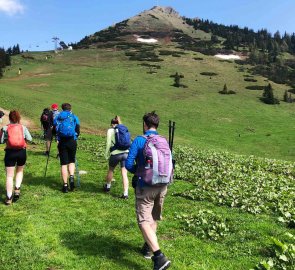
[
  {"left": 121, "top": 167, "right": 129, "bottom": 195},
  {"left": 6, "top": 167, "right": 15, "bottom": 198},
  {"left": 140, "top": 222, "right": 160, "bottom": 252},
  {"left": 15, "top": 165, "right": 25, "bottom": 188},
  {"left": 61, "top": 165, "right": 68, "bottom": 184},
  {"left": 105, "top": 167, "right": 115, "bottom": 184},
  {"left": 68, "top": 163, "right": 75, "bottom": 176}
]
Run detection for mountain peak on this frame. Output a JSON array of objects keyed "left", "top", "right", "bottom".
[{"left": 151, "top": 6, "right": 179, "bottom": 16}]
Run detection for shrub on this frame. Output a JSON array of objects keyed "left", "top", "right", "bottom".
[
  {"left": 219, "top": 84, "right": 236, "bottom": 95},
  {"left": 200, "top": 72, "right": 218, "bottom": 76},
  {"left": 246, "top": 85, "right": 265, "bottom": 90},
  {"left": 244, "top": 78, "right": 258, "bottom": 82}
]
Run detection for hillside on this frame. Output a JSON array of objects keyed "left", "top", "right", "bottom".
[
  {"left": 0, "top": 6, "right": 295, "bottom": 161},
  {"left": 77, "top": 6, "right": 211, "bottom": 47}
]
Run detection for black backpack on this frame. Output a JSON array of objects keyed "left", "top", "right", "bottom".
[{"left": 40, "top": 108, "right": 52, "bottom": 129}]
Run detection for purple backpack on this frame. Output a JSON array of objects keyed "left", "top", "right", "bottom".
[{"left": 137, "top": 134, "right": 173, "bottom": 185}]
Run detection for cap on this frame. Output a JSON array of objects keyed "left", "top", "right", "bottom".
[{"left": 51, "top": 103, "right": 58, "bottom": 110}]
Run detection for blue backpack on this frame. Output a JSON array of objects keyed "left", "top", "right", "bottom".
[
  {"left": 110, "top": 124, "right": 131, "bottom": 151},
  {"left": 56, "top": 112, "right": 76, "bottom": 138}
]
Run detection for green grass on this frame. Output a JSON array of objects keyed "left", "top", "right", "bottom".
[
  {"left": 0, "top": 135, "right": 294, "bottom": 270},
  {"left": 1, "top": 48, "right": 294, "bottom": 161}
]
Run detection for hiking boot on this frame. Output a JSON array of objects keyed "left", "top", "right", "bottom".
[
  {"left": 62, "top": 184, "right": 68, "bottom": 193},
  {"left": 120, "top": 195, "right": 129, "bottom": 199},
  {"left": 152, "top": 253, "right": 171, "bottom": 270},
  {"left": 69, "top": 176, "right": 75, "bottom": 191},
  {"left": 103, "top": 184, "right": 110, "bottom": 192},
  {"left": 14, "top": 187, "right": 20, "bottom": 201},
  {"left": 5, "top": 196, "right": 13, "bottom": 206},
  {"left": 141, "top": 242, "right": 152, "bottom": 259}
]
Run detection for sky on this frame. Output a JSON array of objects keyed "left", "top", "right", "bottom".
[{"left": 1, "top": 0, "right": 295, "bottom": 52}]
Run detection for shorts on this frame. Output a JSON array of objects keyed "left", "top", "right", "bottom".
[
  {"left": 135, "top": 185, "right": 168, "bottom": 225},
  {"left": 109, "top": 153, "right": 128, "bottom": 168},
  {"left": 58, "top": 138, "right": 77, "bottom": 165},
  {"left": 4, "top": 148, "right": 27, "bottom": 167},
  {"left": 43, "top": 128, "right": 52, "bottom": 140}
]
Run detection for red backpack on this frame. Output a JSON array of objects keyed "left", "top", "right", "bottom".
[{"left": 7, "top": 124, "right": 26, "bottom": 149}]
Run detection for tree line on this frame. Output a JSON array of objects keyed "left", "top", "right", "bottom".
[
  {"left": 185, "top": 18, "right": 295, "bottom": 88},
  {"left": 0, "top": 44, "right": 21, "bottom": 78}
]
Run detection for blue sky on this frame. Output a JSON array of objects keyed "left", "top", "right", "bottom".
[{"left": 1, "top": 0, "right": 295, "bottom": 51}]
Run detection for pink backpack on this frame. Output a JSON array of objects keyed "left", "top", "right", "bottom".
[{"left": 137, "top": 134, "right": 173, "bottom": 185}]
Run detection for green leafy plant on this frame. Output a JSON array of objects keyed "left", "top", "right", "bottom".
[
  {"left": 251, "top": 233, "right": 295, "bottom": 270},
  {"left": 175, "top": 209, "right": 230, "bottom": 241}
]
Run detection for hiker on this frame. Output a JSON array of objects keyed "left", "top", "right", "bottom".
[
  {"left": 51, "top": 103, "right": 60, "bottom": 121},
  {"left": 125, "top": 111, "right": 172, "bottom": 270},
  {"left": 54, "top": 103, "right": 80, "bottom": 193},
  {"left": 0, "top": 110, "right": 32, "bottom": 205},
  {"left": 0, "top": 110, "right": 4, "bottom": 123},
  {"left": 104, "top": 116, "right": 130, "bottom": 199},
  {"left": 40, "top": 107, "right": 54, "bottom": 156}
]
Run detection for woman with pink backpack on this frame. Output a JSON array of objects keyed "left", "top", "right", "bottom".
[{"left": 0, "top": 110, "right": 32, "bottom": 205}]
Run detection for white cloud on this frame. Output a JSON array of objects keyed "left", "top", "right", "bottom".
[{"left": 0, "top": 0, "right": 25, "bottom": 15}]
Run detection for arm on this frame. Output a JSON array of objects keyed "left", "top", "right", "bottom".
[
  {"left": 0, "top": 128, "right": 5, "bottom": 144},
  {"left": 23, "top": 126, "right": 32, "bottom": 142},
  {"left": 125, "top": 137, "right": 140, "bottom": 174},
  {"left": 105, "top": 128, "right": 113, "bottom": 159},
  {"left": 74, "top": 115, "right": 80, "bottom": 137}
]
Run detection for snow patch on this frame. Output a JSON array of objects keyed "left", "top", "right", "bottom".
[
  {"left": 136, "top": 37, "right": 158, "bottom": 43},
  {"left": 214, "top": 54, "right": 241, "bottom": 60}
]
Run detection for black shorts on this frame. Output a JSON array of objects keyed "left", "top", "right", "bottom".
[
  {"left": 109, "top": 153, "right": 128, "bottom": 168},
  {"left": 44, "top": 128, "right": 53, "bottom": 140},
  {"left": 58, "top": 138, "right": 77, "bottom": 165},
  {"left": 4, "top": 148, "right": 27, "bottom": 167}
]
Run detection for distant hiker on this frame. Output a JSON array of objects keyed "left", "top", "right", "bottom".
[
  {"left": 18, "top": 68, "right": 22, "bottom": 75},
  {"left": 40, "top": 107, "right": 53, "bottom": 156},
  {"left": 104, "top": 116, "right": 130, "bottom": 199},
  {"left": 0, "top": 110, "right": 32, "bottom": 205},
  {"left": 54, "top": 103, "right": 80, "bottom": 193},
  {"left": 50, "top": 103, "right": 60, "bottom": 139},
  {"left": 51, "top": 103, "right": 60, "bottom": 120},
  {"left": 0, "top": 110, "right": 4, "bottom": 124},
  {"left": 125, "top": 111, "right": 172, "bottom": 270}
]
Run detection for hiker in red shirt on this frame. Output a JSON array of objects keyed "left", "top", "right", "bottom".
[{"left": 0, "top": 110, "right": 32, "bottom": 205}]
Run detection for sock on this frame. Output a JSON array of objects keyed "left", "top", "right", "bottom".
[
  {"left": 106, "top": 183, "right": 111, "bottom": 188},
  {"left": 15, "top": 186, "right": 20, "bottom": 190},
  {"left": 7, "top": 191, "right": 13, "bottom": 198},
  {"left": 123, "top": 190, "right": 128, "bottom": 196},
  {"left": 153, "top": 250, "right": 162, "bottom": 257},
  {"left": 64, "top": 183, "right": 68, "bottom": 186},
  {"left": 69, "top": 175, "right": 74, "bottom": 181}
]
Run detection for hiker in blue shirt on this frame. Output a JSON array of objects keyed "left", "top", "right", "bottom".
[
  {"left": 125, "top": 111, "right": 171, "bottom": 270},
  {"left": 54, "top": 103, "right": 80, "bottom": 193}
]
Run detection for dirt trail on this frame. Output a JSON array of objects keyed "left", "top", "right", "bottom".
[{"left": 0, "top": 107, "right": 37, "bottom": 130}]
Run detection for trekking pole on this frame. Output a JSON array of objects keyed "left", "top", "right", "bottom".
[
  {"left": 170, "top": 121, "right": 175, "bottom": 152},
  {"left": 44, "top": 134, "right": 53, "bottom": 177},
  {"left": 75, "top": 158, "right": 81, "bottom": 187},
  {"left": 168, "top": 120, "right": 172, "bottom": 150}
]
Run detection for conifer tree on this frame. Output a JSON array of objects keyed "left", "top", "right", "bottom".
[{"left": 262, "top": 83, "right": 280, "bottom": 104}]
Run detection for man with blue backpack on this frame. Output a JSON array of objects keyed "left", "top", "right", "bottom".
[
  {"left": 104, "top": 116, "right": 130, "bottom": 199},
  {"left": 54, "top": 103, "right": 80, "bottom": 193},
  {"left": 125, "top": 111, "right": 173, "bottom": 270}
]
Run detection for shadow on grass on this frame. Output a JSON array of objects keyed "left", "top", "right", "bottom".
[{"left": 61, "top": 232, "right": 145, "bottom": 269}]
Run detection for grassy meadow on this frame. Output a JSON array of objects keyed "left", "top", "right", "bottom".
[
  {"left": 0, "top": 46, "right": 294, "bottom": 270},
  {"left": 0, "top": 47, "right": 294, "bottom": 160},
  {"left": 0, "top": 135, "right": 294, "bottom": 270}
]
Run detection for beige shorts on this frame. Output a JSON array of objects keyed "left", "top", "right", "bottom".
[{"left": 135, "top": 185, "right": 168, "bottom": 225}]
